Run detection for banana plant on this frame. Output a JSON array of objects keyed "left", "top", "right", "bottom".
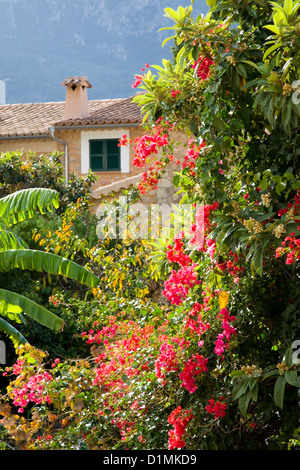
[{"left": 0, "top": 188, "right": 99, "bottom": 344}]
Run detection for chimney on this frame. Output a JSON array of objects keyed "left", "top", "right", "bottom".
[{"left": 61, "top": 76, "right": 92, "bottom": 120}]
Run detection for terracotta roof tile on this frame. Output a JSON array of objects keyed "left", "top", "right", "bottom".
[
  {"left": 55, "top": 97, "right": 142, "bottom": 127},
  {"left": 0, "top": 97, "right": 141, "bottom": 138}
]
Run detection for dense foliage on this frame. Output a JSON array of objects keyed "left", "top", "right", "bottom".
[
  {"left": 0, "top": 0, "right": 300, "bottom": 451},
  {"left": 0, "top": 150, "right": 96, "bottom": 213}
]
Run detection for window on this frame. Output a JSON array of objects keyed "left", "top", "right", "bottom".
[
  {"left": 81, "top": 129, "right": 130, "bottom": 174},
  {"left": 89, "top": 139, "right": 121, "bottom": 171}
]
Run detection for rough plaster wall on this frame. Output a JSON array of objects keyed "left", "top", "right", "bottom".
[{"left": 0, "top": 138, "right": 58, "bottom": 156}]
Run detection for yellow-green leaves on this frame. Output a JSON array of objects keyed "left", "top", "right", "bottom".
[
  {"left": 263, "top": 0, "right": 300, "bottom": 72},
  {"left": 160, "top": 6, "right": 193, "bottom": 48},
  {"left": 164, "top": 6, "right": 192, "bottom": 26},
  {"left": 269, "top": 0, "right": 300, "bottom": 24}
]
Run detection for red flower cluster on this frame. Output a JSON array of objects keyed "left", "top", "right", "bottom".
[
  {"left": 182, "top": 139, "right": 206, "bottom": 177},
  {"left": 216, "top": 250, "right": 245, "bottom": 284},
  {"left": 155, "top": 342, "right": 178, "bottom": 383},
  {"left": 189, "top": 202, "right": 219, "bottom": 252},
  {"left": 138, "top": 156, "right": 175, "bottom": 193},
  {"left": 276, "top": 190, "right": 300, "bottom": 264},
  {"left": 131, "top": 64, "right": 149, "bottom": 88},
  {"left": 12, "top": 358, "right": 25, "bottom": 375},
  {"left": 167, "top": 406, "right": 194, "bottom": 450},
  {"left": 132, "top": 123, "right": 170, "bottom": 168},
  {"left": 163, "top": 204, "right": 222, "bottom": 304},
  {"left": 118, "top": 134, "right": 130, "bottom": 147},
  {"left": 179, "top": 353, "right": 209, "bottom": 393},
  {"left": 214, "top": 308, "right": 236, "bottom": 356},
  {"left": 81, "top": 318, "right": 119, "bottom": 345},
  {"left": 275, "top": 232, "right": 300, "bottom": 264},
  {"left": 171, "top": 89, "right": 181, "bottom": 97},
  {"left": 192, "top": 55, "right": 214, "bottom": 80},
  {"left": 184, "top": 302, "right": 211, "bottom": 337},
  {"left": 278, "top": 189, "right": 300, "bottom": 217},
  {"left": 91, "top": 321, "right": 153, "bottom": 391},
  {"left": 11, "top": 371, "right": 53, "bottom": 413},
  {"left": 121, "top": 121, "right": 175, "bottom": 193},
  {"left": 166, "top": 231, "right": 192, "bottom": 267},
  {"left": 162, "top": 263, "right": 201, "bottom": 305},
  {"left": 48, "top": 295, "right": 61, "bottom": 306},
  {"left": 205, "top": 397, "right": 227, "bottom": 420},
  {"left": 132, "top": 75, "right": 143, "bottom": 89}
]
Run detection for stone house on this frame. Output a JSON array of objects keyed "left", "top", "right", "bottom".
[{"left": 0, "top": 76, "right": 182, "bottom": 207}]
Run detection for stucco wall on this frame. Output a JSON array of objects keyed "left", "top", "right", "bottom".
[{"left": 0, "top": 137, "right": 58, "bottom": 156}]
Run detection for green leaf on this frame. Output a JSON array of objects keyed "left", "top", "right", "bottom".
[
  {"left": 173, "top": 174, "right": 181, "bottom": 187},
  {"left": 0, "top": 188, "right": 59, "bottom": 226},
  {"left": 176, "top": 47, "right": 189, "bottom": 69},
  {"left": 237, "top": 63, "right": 247, "bottom": 78},
  {"left": 284, "top": 347, "right": 294, "bottom": 367},
  {"left": 0, "top": 288, "right": 64, "bottom": 333},
  {"left": 281, "top": 99, "right": 292, "bottom": 128},
  {"left": 241, "top": 78, "right": 267, "bottom": 91},
  {"left": 249, "top": 376, "right": 259, "bottom": 391},
  {"left": 220, "top": 224, "right": 240, "bottom": 250},
  {"left": 262, "top": 368, "right": 279, "bottom": 380},
  {"left": 162, "top": 35, "right": 176, "bottom": 48},
  {"left": 276, "top": 181, "right": 287, "bottom": 194},
  {"left": 284, "top": 0, "right": 293, "bottom": 15},
  {"left": 232, "top": 377, "right": 250, "bottom": 401},
  {"left": 162, "top": 58, "right": 174, "bottom": 75},
  {"left": 0, "top": 250, "right": 99, "bottom": 287},
  {"left": 274, "top": 375, "right": 286, "bottom": 409},
  {"left": 240, "top": 60, "right": 259, "bottom": 70},
  {"left": 250, "top": 382, "right": 259, "bottom": 401},
  {"left": 259, "top": 178, "right": 269, "bottom": 191},
  {"left": 177, "top": 6, "right": 186, "bottom": 20},
  {"left": 230, "top": 370, "right": 245, "bottom": 378},
  {"left": 0, "top": 300, "right": 22, "bottom": 315},
  {"left": 285, "top": 370, "right": 300, "bottom": 387},
  {"left": 0, "top": 230, "right": 28, "bottom": 251},
  {"left": 251, "top": 246, "right": 264, "bottom": 276},
  {"left": 238, "top": 391, "right": 252, "bottom": 417},
  {"left": 0, "top": 317, "right": 28, "bottom": 344},
  {"left": 263, "top": 42, "right": 283, "bottom": 61},
  {"left": 164, "top": 8, "right": 179, "bottom": 22},
  {"left": 273, "top": 9, "right": 287, "bottom": 26},
  {"left": 264, "top": 24, "right": 281, "bottom": 35},
  {"left": 213, "top": 116, "right": 226, "bottom": 131}
]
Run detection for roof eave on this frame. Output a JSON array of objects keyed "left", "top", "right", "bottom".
[
  {"left": 50, "top": 122, "right": 141, "bottom": 130},
  {"left": 0, "top": 134, "right": 50, "bottom": 140}
]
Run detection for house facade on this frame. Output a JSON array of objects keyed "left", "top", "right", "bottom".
[{"left": 0, "top": 77, "right": 183, "bottom": 207}]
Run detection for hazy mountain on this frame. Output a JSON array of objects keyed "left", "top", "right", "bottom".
[{"left": 0, "top": 0, "right": 208, "bottom": 104}]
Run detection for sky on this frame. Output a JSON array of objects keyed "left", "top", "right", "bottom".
[{"left": 0, "top": 0, "right": 209, "bottom": 104}]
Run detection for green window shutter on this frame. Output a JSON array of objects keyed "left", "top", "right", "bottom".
[
  {"left": 89, "top": 139, "right": 120, "bottom": 171},
  {"left": 90, "top": 140, "right": 104, "bottom": 171}
]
